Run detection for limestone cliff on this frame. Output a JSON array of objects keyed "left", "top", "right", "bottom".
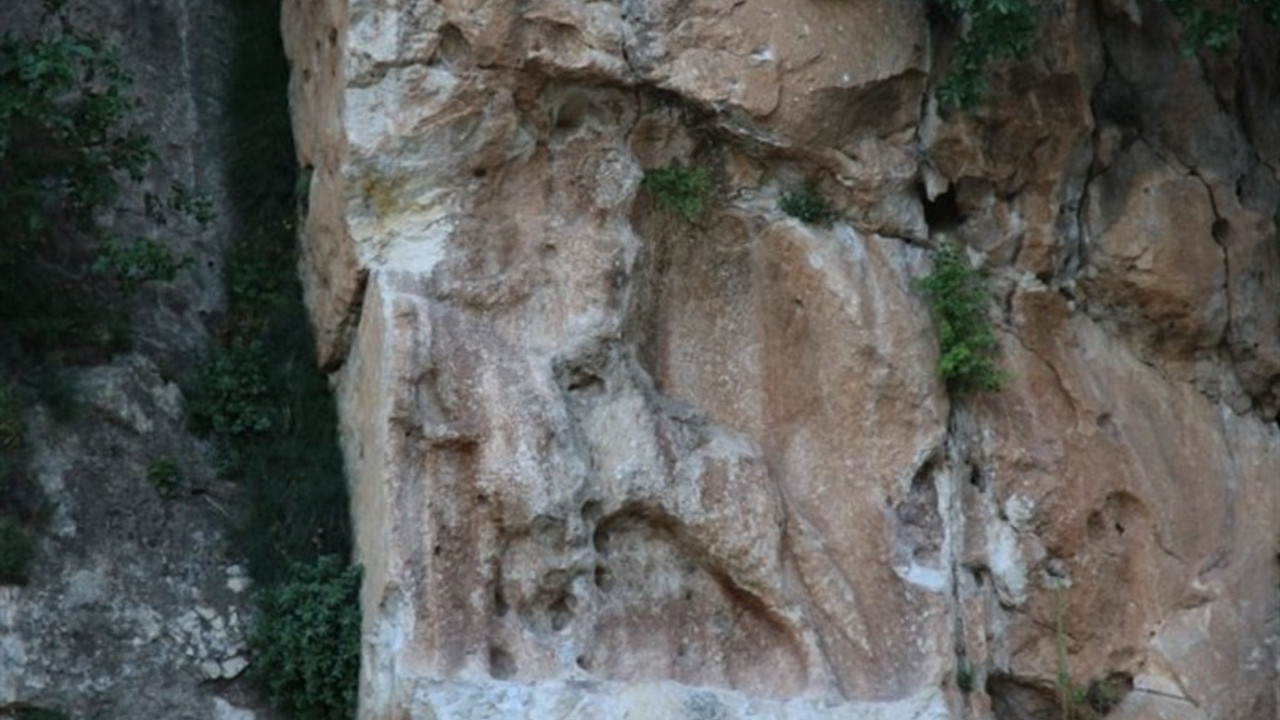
[{"left": 284, "top": 1, "right": 1279, "bottom": 719}]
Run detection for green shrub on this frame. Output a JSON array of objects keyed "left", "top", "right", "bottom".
[
  {"left": 917, "top": 242, "right": 1006, "bottom": 394},
  {"left": 208, "top": 7, "right": 360, "bottom": 716},
  {"left": 250, "top": 556, "right": 361, "bottom": 720},
  {"left": 1160, "top": 0, "right": 1280, "bottom": 54},
  {"left": 146, "top": 458, "right": 179, "bottom": 496},
  {"left": 933, "top": 0, "right": 1036, "bottom": 109},
  {"left": 934, "top": 0, "right": 1280, "bottom": 110},
  {"left": 643, "top": 163, "right": 710, "bottom": 218},
  {"left": 780, "top": 186, "right": 838, "bottom": 226},
  {"left": 187, "top": 340, "right": 273, "bottom": 457},
  {"left": 0, "top": 516, "right": 34, "bottom": 585},
  {"left": 0, "top": 0, "right": 195, "bottom": 323},
  {"left": 91, "top": 237, "right": 191, "bottom": 296}
]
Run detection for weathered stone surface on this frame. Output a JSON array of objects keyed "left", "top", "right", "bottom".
[
  {"left": 1081, "top": 141, "right": 1227, "bottom": 354},
  {"left": 0, "top": 357, "right": 264, "bottom": 719},
  {"left": 0, "top": 2, "right": 270, "bottom": 718},
  {"left": 286, "top": 1, "right": 1280, "bottom": 719},
  {"left": 971, "top": 289, "right": 1279, "bottom": 719}
]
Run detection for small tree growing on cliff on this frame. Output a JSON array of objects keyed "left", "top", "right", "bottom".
[{"left": 917, "top": 242, "right": 1006, "bottom": 394}]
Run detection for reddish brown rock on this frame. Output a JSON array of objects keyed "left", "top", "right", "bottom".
[{"left": 285, "top": 1, "right": 1280, "bottom": 719}]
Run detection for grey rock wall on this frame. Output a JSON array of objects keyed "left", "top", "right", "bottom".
[{"left": 0, "top": 2, "right": 267, "bottom": 719}]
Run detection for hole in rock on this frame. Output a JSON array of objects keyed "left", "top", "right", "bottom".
[
  {"left": 1212, "top": 218, "right": 1230, "bottom": 242},
  {"left": 594, "top": 565, "right": 613, "bottom": 592},
  {"left": 987, "top": 673, "right": 1057, "bottom": 720},
  {"left": 968, "top": 564, "right": 987, "bottom": 585},
  {"left": 1086, "top": 673, "right": 1134, "bottom": 715},
  {"left": 576, "top": 654, "right": 590, "bottom": 670},
  {"left": 1086, "top": 510, "right": 1105, "bottom": 540},
  {"left": 921, "top": 184, "right": 964, "bottom": 233},
  {"left": 488, "top": 645, "right": 516, "bottom": 680},
  {"left": 435, "top": 24, "right": 470, "bottom": 66},
  {"left": 592, "top": 525, "right": 610, "bottom": 553},
  {"left": 549, "top": 593, "right": 575, "bottom": 631},
  {"left": 494, "top": 587, "right": 508, "bottom": 617},
  {"left": 550, "top": 92, "right": 594, "bottom": 137},
  {"left": 531, "top": 515, "right": 566, "bottom": 548},
  {"left": 564, "top": 366, "right": 604, "bottom": 394}
]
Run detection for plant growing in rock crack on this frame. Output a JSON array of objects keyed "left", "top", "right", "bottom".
[
  {"left": 1051, "top": 583, "right": 1132, "bottom": 720},
  {"left": 780, "top": 185, "right": 839, "bottom": 226},
  {"left": 249, "top": 556, "right": 361, "bottom": 720},
  {"left": 146, "top": 458, "right": 180, "bottom": 497},
  {"left": 642, "top": 163, "right": 710, "bottom": 218},
  {"left": 917, "top": 242, "right": 1007, "bottom": 394},
  {"left": 956, "top": 656, "right": 976, "bottom": 693},
  {"left": 195, "top": 7, "right": 359, "bottom": 716}
]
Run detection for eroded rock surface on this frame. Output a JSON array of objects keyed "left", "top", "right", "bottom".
[
  {"left": 0, "top": 2, "right": 269, "bottom": 719},
  {"left": 284, "top": 1, "right": 1279, "bottom": 719}
]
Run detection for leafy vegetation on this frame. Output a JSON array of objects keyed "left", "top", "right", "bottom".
[
  {"left": 183, "top": 0, "right": 352, "bottom": 582},
  {"left": 186, "top": 340, "right": 274, "bottom": 468},
  {"left": 187, "top": 3, "right": 359, "bottom": 716},
  {"left": 956, "top": 657, "right": 976, "bottom": 693},
  {"left": 145, "top": 457, "right": 179, "bottom": 497},
  {"left": 249, "top": 556, "right": 361, "bottom": 720},
  {"left": 91, "top": 236, "right": 192, "bottom": 296},
  {"left": 0, "top": 0, "right": 197, "bottom": 363},
  {"left": 780, "top": 185, "right": 839, "bottom": 226},
  {"left": 1163, "top": 0, "right": 1280, "bottom": 52},
  {"left": 934, "top": 0, "right": 1037, "bottom": 110},
  {"left": 933, "top": 0, "right": 1280, "bottom": 109},
  {"left": 0, "top": 0, "right": 202, "bottom": 585},
  {"left": 643, "top": 163, "right": 710, "bottom": 218},
  {"left": 917, "top": 242, "right": 1006, "bottom": 394}
]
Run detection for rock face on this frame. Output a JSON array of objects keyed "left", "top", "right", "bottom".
[
  {"left": 284, "top": 1, "right": 1279, "bottom": 719},
  {"left": 0, "top": 2, "right": 267, "bottom": 719}
]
